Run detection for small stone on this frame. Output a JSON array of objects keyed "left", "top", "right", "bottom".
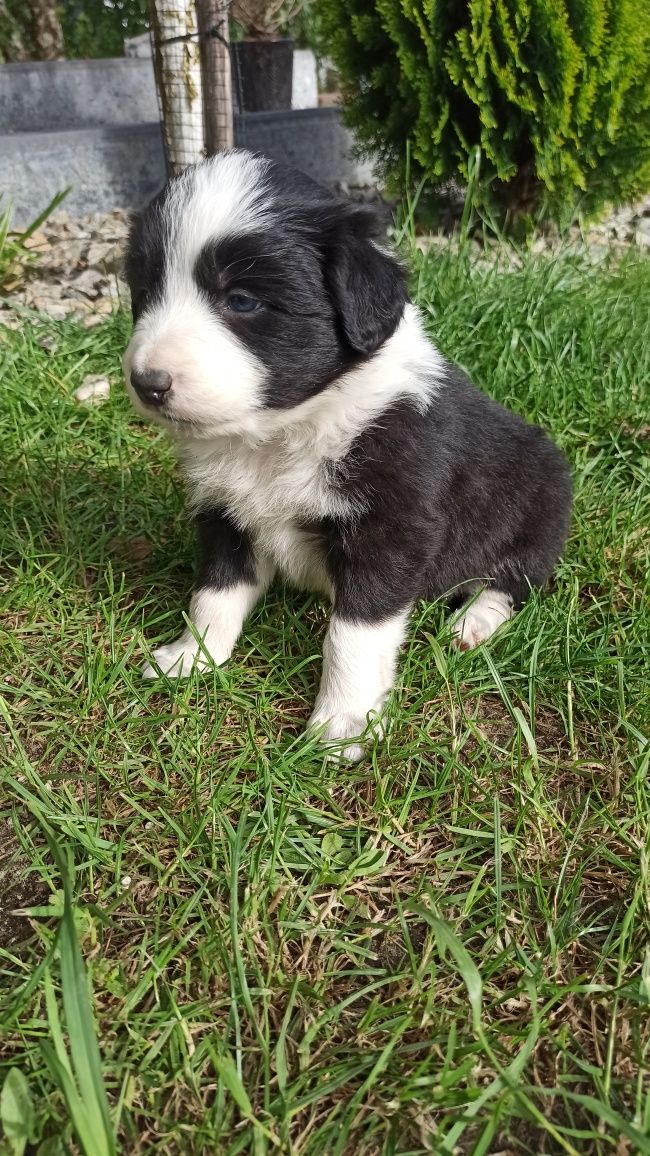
[
  {"left": 22, "top": 230, "right": 50, "bottom": 252},
  {"left": 74, "top": 375, "right": 111, "bottom": 405},
  {"left": 67, "top": 268, "right": 104, "bottom": 299},
  {"left": 415, "top": 233, "right": 448, "bottom": 253},
  {"left": 585, "top": 243, "right": 610, "bottom": 262},
  {"left": 63, "top": 220, "right": 91, "bottom": 240},
  {"left": 0, "top": 311, "right": 21, "bottom": 331},
  {"left": 37, "top": 335, "right": 58, "bottom": 353},
  {"left": 29, "top": 297, "right": 71, "bottom": 319},
  {"left": 105, "top": 277, "right": 129, "bottom": 302},
  {"left": 87, "top": 241, "right": 122, "bottom": 272},
  {"left": 119, "top": 875, "right": 132, "bottom": 890},
  {"left": 79, "top": 297, "right": 113, "bottom": 319},
  {"left": 65, "top": 297, "right": 94, "bottom": 314},
  {"left": 48, "top": 239, "right": 87, "bottom": 268}
]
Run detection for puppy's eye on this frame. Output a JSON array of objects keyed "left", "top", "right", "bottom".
[{"left": 226, "top": 292, "right": 261, "bottom": 314}]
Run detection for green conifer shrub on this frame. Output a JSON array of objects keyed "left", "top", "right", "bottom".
[{"left": 320, "top": 0, "right": 650, "bottom": 222}]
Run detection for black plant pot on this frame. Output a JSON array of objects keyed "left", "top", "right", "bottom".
[{"left": 233, "top": 38, "right": 294, "bottom": 112}]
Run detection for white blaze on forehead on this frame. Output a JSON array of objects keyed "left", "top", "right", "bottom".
[{"left": 163, "top": 149, "right": 274, "bottom": 277}]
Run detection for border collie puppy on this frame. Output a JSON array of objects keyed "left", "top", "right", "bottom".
[{"left": 123, "top": 149, "right": 572, "bottom": 760}]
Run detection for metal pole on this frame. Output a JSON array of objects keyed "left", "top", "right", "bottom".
[{"left": 196, "top": 0, "right": 234, "bottom": 154}]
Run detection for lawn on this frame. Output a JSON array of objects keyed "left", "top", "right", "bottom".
[{"left": 1, "top": 239, "right": 649, "bottom": 1155}]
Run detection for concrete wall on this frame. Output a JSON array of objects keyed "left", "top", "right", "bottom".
[
  {"left": 0, "top": 58, "right": 160, "bottom": 132},
  {"left": 0, "top": 50, "right": 320, "bottom": 131},
  {"left": 235, "top": 108, "right": 375, "bottom": 189},
  {"left": 1, "top": 124, "right": 167, "bottom": 222},
  {"left": 0, "top": 57, "right": 376, "bottom": 225},
  {"left": 1, "top": 111, "right": 375, "bottom": 226}
]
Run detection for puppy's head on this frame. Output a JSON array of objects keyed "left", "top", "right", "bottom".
[{"left": 123, "top": 150, "right": 407, "bottom": 438}]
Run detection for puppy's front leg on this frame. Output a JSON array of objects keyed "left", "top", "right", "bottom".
[
  {"left": 308, "top": 609, "right": 410, "bottom": 761},
  {"left": 143, "top": 508, "right": 273, "bottom": 678}
]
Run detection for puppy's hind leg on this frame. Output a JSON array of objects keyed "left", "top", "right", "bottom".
[{"left": 451, "top": 586, "right": 516, "bottom": 651}]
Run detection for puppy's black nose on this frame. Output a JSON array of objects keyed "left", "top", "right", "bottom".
[{"left": 130, "top": 368, "right": 172, "bottom": 406}]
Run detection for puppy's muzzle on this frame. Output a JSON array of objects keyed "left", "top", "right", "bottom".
[{"left": 131, "top": 368, "right": 173, "bottom": 407}]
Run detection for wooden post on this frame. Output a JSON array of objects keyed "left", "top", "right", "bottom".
[
  {"left": 149, "top": 0, "right": 205, "bottom": 175},
  {"left": 28, "top": 0, "right": 65, "bottom": 60},
  {"left": 196, "top": 0, "right": 234, "bottom": 154}
]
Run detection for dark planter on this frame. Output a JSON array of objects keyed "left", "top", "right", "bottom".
[{"left": 233, "top": 38, "right": 293, "bottom": 112}]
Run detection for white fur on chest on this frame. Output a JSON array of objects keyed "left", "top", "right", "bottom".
[
  {"left": 179, "top": 434, "right": 348, "bottom": 593},
  {"left": 252, "top": 518, "right": 331, "bottom": 593},
  {"left": 174, "top": 305, "right": 444, "bottom": 595}
]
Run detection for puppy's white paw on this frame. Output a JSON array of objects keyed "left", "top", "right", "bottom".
[
  {"left": 142, "top": 630, "right": 230, "bottom": 679},
  {"left": 452, "top": 589, "right": 514, "bottom": 651},
  {"left": 307, "top": 709, "right": 383, "bottom": 763}
]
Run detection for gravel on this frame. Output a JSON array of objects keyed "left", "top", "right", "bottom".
[
  {"left": 1, "top": 208, "right": 130, "bottom": 329},
  {"left": 1, "top": 194, "right": 648, "bottom": 330},
  {"left": 414, "top": 194, "right": 650, "bottom": 261}
]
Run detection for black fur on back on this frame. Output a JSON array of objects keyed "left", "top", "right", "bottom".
[{"left": 312, "top": 365, "right": 572, "bottom": 620}]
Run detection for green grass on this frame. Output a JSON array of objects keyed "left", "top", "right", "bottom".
[
  {"left": 0, "top": 191, "right": 69, "bottom": 291},
  {"left": 1, "top": 241, "right": 649, "bottom": 1155}
]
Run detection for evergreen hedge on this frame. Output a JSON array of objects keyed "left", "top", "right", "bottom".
[{"left": 320, "top": 0, "right": 650, "bottom": 222}]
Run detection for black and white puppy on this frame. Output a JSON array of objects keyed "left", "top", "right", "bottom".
[{"left": 123, "top": 149, "right": 572, "bottom": 760}]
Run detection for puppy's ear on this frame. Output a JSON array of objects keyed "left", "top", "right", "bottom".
[{"left": 325, "top": 205, "right": 408, "bottom": 354}]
